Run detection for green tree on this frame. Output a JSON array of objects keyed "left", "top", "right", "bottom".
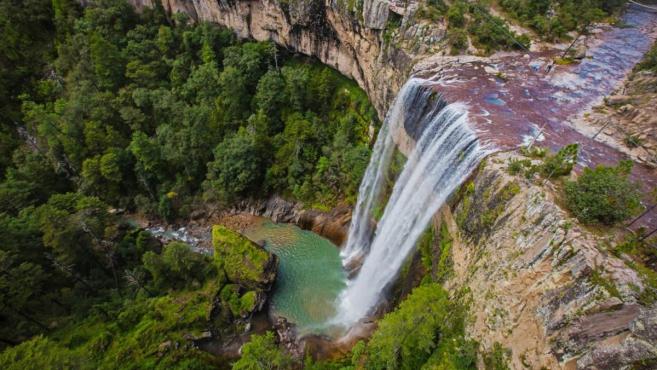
[
  {"left": 142, "top": 242, "right": 213, "bottom": 290},
  {"left": 253, "top": 70, "right": 287, "bottom": 128},
  {"left": 205, "top": 128, "right": 264, "bottom": 202},
  {"left": 565, "top": 160, "right": 642, "bottom": 225},
  {"left": 268, "top": 113, "right": 320, "bottom": 195},
  {"left": 541, "top": 143, "right": 578, "bottom": 178},
  {"left": 232, "top": 332, "right": 292, "bottom": 370},
  {"left": 89, "top": 32, "right": 125, "bottom": 90},
  {"left": 364, "top": 284, "right": 450, "bottom": 370}
]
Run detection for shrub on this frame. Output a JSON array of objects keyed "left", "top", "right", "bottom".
[
  {"left": 636, "top": 40, "right": 657, "bottom": 72},
  {"left": 565, "top": 160, "right": 642, "bottom": 225},
  {"left": 448, "top": 27, "right": 469, "bottom": 54},
  {"left": 540, "top": 144, "right": 578, "bottom": 178},
  {"left": 624, "top": 134, "right": 643, "bottom": 148},
  {"left": 143, "top": 242, "right": 214, "bottom": 290},
  {"left": 232, "top": 332, "right": 292, "bottom": 370},
  {"left": 483, "top": 342, "right": 511, "bottom": 370}
]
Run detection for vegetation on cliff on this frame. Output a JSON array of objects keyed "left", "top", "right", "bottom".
[
  {"left": 499, "top": 0, "right": 627, "bottom": 40},
  {"left": 565, "top": 160, "right": 641, "bottom": 225}
]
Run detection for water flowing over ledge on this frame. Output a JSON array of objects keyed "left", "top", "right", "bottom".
[{"left": 336, "top": 78, "right": 487, "bottom": 326}]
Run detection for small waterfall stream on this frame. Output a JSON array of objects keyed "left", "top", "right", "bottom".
[{"left": 337, "top": 78, "right": 486, "bottom": 326}]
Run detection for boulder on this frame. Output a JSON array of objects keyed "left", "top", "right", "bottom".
[{"left": 212, "top": 225, "right": 278, "bottom": 290}]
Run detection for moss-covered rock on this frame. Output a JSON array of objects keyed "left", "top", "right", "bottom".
[{"left": 212, "top": 225, "right": 277, "bottom": 290}]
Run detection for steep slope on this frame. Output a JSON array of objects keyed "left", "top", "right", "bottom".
[{"left": 444, "top": 153, "right": 657, "bottom": 369}]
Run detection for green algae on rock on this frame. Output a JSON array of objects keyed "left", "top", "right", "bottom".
[{"left": 212, "top": 225, "right": 278, "bottom": 290}]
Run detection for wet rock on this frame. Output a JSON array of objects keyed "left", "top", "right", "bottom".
[
  {"left": 274, "top": 317, "right": 304, "bottom": 359},
  {"left": 571, "top": 44, "right": 588, "bottom": 60},
  {"left": 189, "top": 209, "right": 206, "bottom": 220},
  {"left": 228, "top": 196, "right": 350, "bottom": 246}
]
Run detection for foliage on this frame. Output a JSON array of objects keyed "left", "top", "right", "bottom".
[
  {"left": 508, "top": 144, "right": 577, "bottom": 180},
  {"left": 467, "top": 3, "right": 531, "bottom": 54},
  {"left": 1, "top": 281, "right": 220, "bottom": 369},
  {"left": 565, "top": 160, "right": 641, "bottom": 225},
  {"left": 483, "top": 342, "right": 511, "bottom": 370},
  {"left": 143, "top": 242, "right": 215, "bottom": 291},
  {"left": 540, "top": 144, "right": 578, "bottom": 178},
  {"left": 356, "top": 284, "right": 477, "bottom": 370},
  {"left": 624, "top": 134, "right": 643, "bottom": 148},
  {"left": 499, "top": 0, "right": 625, "bottom": 41},
  {"left": 205, "top": 128, "right": 264, "bottom": 203},
  {"left": 636, "top": 41, "right": 657, "bottom": 72},
  {"left": 232, "top": 332, "right": 292, "bottom": 370},
  {"left": 0, "top": 335, "right": 85, "bottom": 370}
]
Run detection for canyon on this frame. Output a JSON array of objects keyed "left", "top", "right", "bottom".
[{"left": 122, "top": 1, "right": 657, "bottom": 368}]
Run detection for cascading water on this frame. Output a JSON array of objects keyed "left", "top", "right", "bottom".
[
  {"left": 340, "top": 82, "right": 416, "bottom": 266},
  {"left": 337, "top": 78, "right": 486, "bottom": 326}
]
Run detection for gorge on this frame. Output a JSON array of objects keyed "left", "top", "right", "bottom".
[{"left": 3, "top": 0, "right": 657, "bottom": 369}]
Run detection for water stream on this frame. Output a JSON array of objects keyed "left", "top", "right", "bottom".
[{"left": 336, "top": 78, "right": 485, "bottom": 326}]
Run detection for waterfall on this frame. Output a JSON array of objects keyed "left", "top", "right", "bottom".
[{"left": 337, "top": 78, "right": 485, "bottom": 326}]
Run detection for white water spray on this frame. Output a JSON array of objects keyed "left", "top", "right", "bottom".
[{"left": 337, "top": 78, "right": 485, "bottom": 326}]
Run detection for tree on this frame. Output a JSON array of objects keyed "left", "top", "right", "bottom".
[
  {"left": 268, "top": 113, "right": 320, "bottom": 195},
  {"left": 565, "top": 160, "right": 642, "bottom": 225},
  {"left": 364, "top": 284, "right": 450, "bottom": 370},
  {"left": 205, "top": 128, "right": 264, "bottom": 202},
  {"left": 142, "top": 242, "right": 213, "bottom": 290},
  {"left": 0, "top": 0, "right": 54, "bottom": 123},
  {"left": 89, "top": 32, "right": 125, "bottom": 90},
  {"left": 232, "top": 332, "right": 292, "bottom": 370},
  {"left": 253, "top": 70, "right": 287, "bottom": 127}
]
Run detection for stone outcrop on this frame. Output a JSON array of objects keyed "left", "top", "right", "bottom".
[
  {"left": 212, "top": 225, "right": 278, "bottom": 289},
  {"left": 227, "top": 196, "right": 352, "bottom": 246},
  {"left": 583, "top": 69, "right": 657, "bottom": 168},
  {"left": 363, "top": 0, "right": 389, "bottom": 29},
  {"left": 442, "top": 152, "right": 657, "bottom": 369}
]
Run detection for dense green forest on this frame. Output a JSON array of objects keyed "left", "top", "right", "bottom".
[{"left": 0, "top": 0, "right": 377, "bottom": 366}]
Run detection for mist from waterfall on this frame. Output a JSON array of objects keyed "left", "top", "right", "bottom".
[{"left": 337, "top": 78, "right": 485, "bottom": 326}]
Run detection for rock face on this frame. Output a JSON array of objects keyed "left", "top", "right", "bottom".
[
  {"left": 583, "top": 69, "right": 657, "bottom": 168},
  {"left": 227, "top": 196, "right": 352, "bottom": 246},
  {"left": 124, "top": 0, "right": 418, "bottom": 117},
  {"left": 444, "top": 153, "right": 657, "bottom": 369}
]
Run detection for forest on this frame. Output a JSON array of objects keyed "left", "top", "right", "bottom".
[
  {"left": 3, "top": 0, "right": 655, "bottom": 369},
  {"left": 0, "top": 0, "right": 377, "bottom": 367}
]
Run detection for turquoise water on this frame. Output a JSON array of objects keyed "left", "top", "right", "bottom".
[{"left": 243, "top": 220, "right": 347, "bottom": 336}]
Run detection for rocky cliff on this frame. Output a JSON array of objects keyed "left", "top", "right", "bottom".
[
  {"left": 124, "top": 0, "right": 428, "bottom": 117},
  {"left": 440, "top": 153, "right": 657, "bottom": 369}
]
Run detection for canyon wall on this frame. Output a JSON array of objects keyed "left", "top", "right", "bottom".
[
  {"left": 126, "top": 0, "right": 417, "bottom": 118},
  {"left": 442, "top": 153, "right": 657, "bottom": 369}
]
